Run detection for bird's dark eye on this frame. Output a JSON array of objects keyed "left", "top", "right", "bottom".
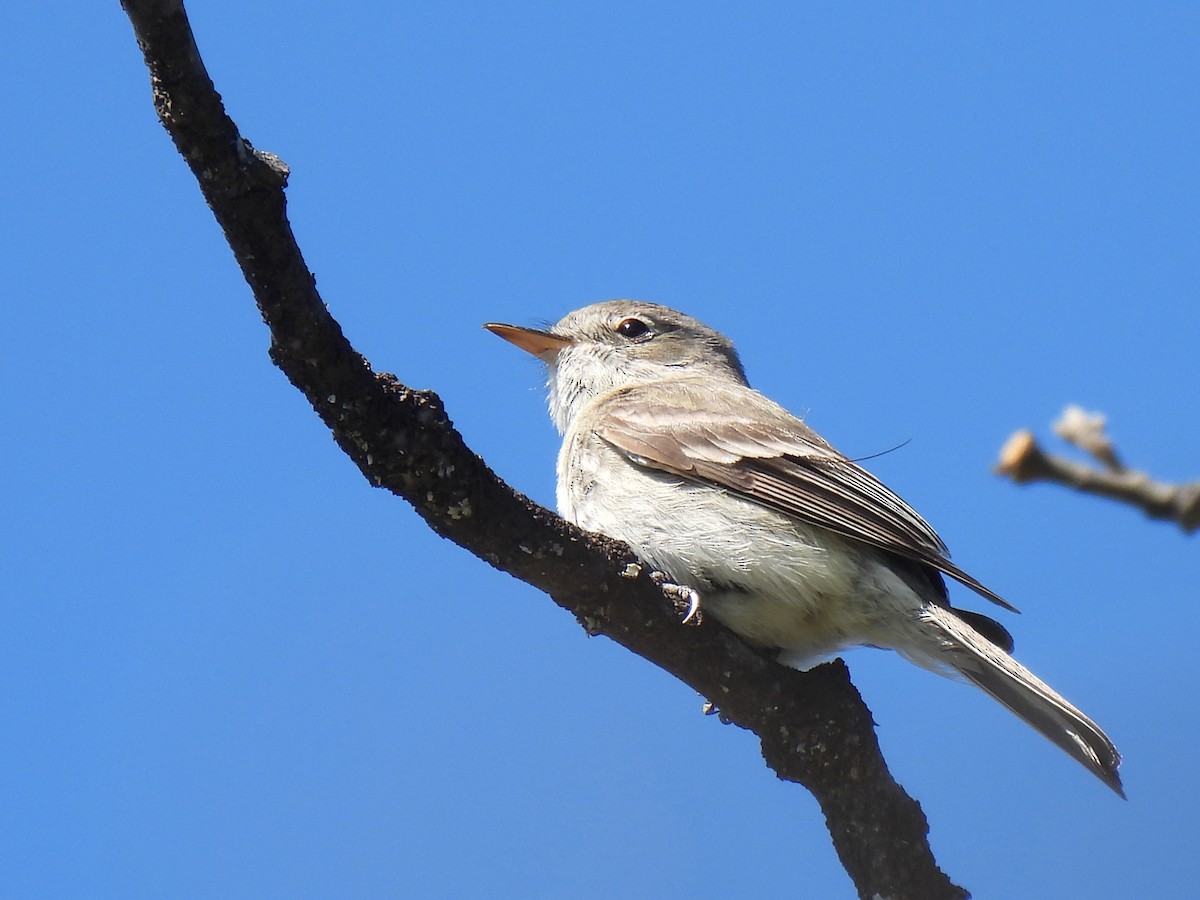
[{"left": 616, "top": 318, "right": 651, "bottom": 339}]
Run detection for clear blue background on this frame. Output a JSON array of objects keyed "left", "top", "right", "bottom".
[{"left": 5, "top": 3, "right": 1198, "bottom": 897}]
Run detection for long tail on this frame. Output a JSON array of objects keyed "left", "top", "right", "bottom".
[{"left": 915, "top": 605, "right": 1124, "bottom": 796}]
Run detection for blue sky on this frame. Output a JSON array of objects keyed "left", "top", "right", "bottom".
[{"left": 5, "top": 2, "right": 1198, "bottom": 897}]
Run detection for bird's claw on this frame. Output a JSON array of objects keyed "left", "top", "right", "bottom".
[{"left": 651, "top": 573, "right": 703, "bottom": 625}]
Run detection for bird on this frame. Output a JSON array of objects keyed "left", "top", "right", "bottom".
[{"left": 486, "top": 299, "right": 1123, "bottom": 795}]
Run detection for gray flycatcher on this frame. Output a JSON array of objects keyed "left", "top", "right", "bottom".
[{"left": 486, "top": 299, "right": 1123, "bottom": 795}]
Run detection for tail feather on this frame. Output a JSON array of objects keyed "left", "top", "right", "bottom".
[{"left": 919, "top": 605, "right": 1124, "bottom": 796}]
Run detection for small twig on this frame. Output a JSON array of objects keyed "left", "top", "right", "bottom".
[
  {"left": 1052, "top": 405, "right": 1124, "bottom": 472},
  {"left": 996, "top": 407, "right": 1200, "bottom": 533}
]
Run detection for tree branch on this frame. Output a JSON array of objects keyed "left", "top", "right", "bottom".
[
  {"left": 120, "top": 2, "right": 967, "bottom": 896},
  {"left": 997, "top": 405, "right": 1200, "bottom": 533}
]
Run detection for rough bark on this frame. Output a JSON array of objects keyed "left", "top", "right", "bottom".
[{"left": 120, "top": 2, "right": 968, "bottom": 896}]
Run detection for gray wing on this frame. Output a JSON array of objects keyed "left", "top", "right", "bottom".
[{"left": 594, "top": 379, "right": 1017, "bottom": 613}]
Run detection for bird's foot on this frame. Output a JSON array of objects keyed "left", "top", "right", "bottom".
[{"left": 651, "top": 572, "right": 703, "bottom": 625}]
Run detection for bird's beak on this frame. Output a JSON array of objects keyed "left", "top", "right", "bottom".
[{"left": 484, "top": 323, "right": 574, "bottom": 361}]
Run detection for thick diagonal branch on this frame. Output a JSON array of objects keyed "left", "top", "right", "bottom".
[{"left": 120, "top": 2, "right": 967, "bottom": 896}]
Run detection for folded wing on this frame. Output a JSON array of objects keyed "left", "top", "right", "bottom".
[{"left": 595, "top": 379, "right": 1017, "bottom": 613}]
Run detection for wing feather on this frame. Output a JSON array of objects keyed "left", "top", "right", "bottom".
[{"left": 594, "top": 380, "right": 1017, "bottom": 613}]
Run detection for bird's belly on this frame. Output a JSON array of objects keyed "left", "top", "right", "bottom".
[{"left": 564, "top": 454, "right": 888, "bottom": 661}]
